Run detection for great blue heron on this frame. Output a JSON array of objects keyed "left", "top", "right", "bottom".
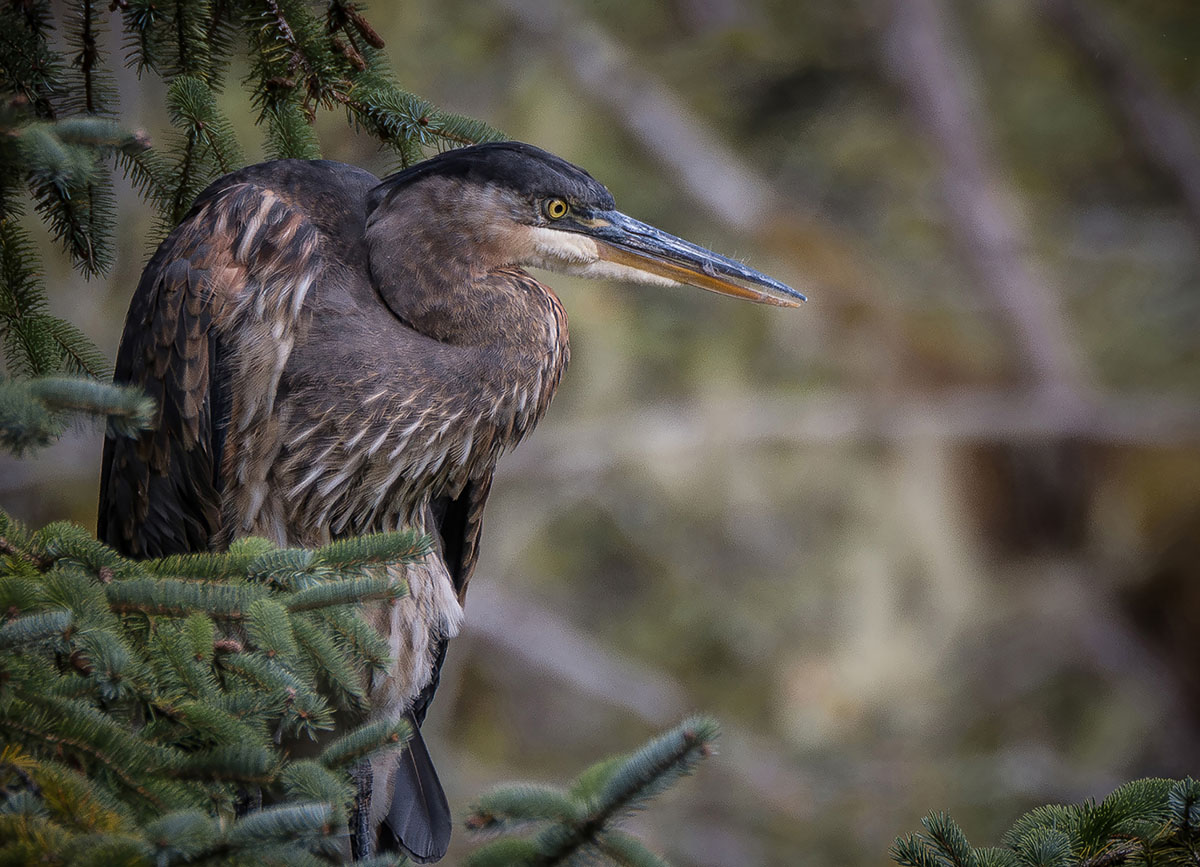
[{"left": 98, "top": 141, "right": 803, "bottom": 862}]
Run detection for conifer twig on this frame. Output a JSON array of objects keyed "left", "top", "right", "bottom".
[{"left": 464, "top": 717, "right": 719, "bottom": 865}]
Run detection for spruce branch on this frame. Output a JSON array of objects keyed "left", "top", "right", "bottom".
[
  {"left": 245, "top": 546, "right": 330, "bottom": 588},
  {"left": 117, "top": 146, "right": 175, "bottom": 220},
  {"left": 0, "top": 0, "right": 62, "bottom": 119},
  {"left": 247, "top": 597, "right": 300, "bottom": 662},
  {"left": 587, "top": 715, "right": 719, "bottom": 823},
  {"left": 173, "top": 742, "right": 276, "bottom": 784},
  {"left": 20, "top": 124, "right": 110, "bottom": 276},
  {"left": 215, "top": 650, "right": 335, "bottom": 738},
  {"left": 247, "top": 0, "right": 341, "bottom": 118},
  {"left": 1168, "top": 778, "right": 1200, "bottom": 838},
  {"left": 264, "top": 100, "right": 322, "bottom": 160},
  {"left": 318, "top": 718, "right": 411, "bottom": 770},
  {"left": 166, "top": 0, "right": 212, "bottom": 81},
  {"left": 0, "top": 377, "right": 63, "bottom": 454},
  {"left": 316, "top": 528, "right": 431, "bottom": 572},
  {"left": 280, "top": 759, "right": 356, "bottom": 821},
  {"left": 29, "top": 376, "right": 153, "bottom": 426},
  {"left": 220, "top": 801, "right": 339, "bottom": 853},
  {"left": 0, "top": 219, "right": 45, "bottom": 323},
  {"left": 0, "top": 697, "right": 179, "bottom": 812},
  {"left": 466, "top": 783, "right": 579, "bottom": 831},
  {"left": 597, "top": 831, "right": 673, "bottom": 867},
  {"left": 0, "top": 112, "right": 148, "bottom": 376},
  {"left": 105, "top": 577, "right": 269, "bottom": 620},
  {"left": 162, "top": 74, "right": 244, "bottom": 224},
  {"left": 154, "top": 699, "right": 257, "bottom": 750},
  {"left": 465, "top": 716, "right": 720, "bottom": 867},
  {"left": 893, "top": 778, "right": 1200, "bottom": 867},
  {"left": 0, "top": 609, "right": 72, "bottom": 650},
  {"left": 1, "top": 377, "right": 152, "bottom": 456},
  {"left": 312, "top": 606, "right": 391, "bottom": 672},
  {"left": 34, "top": 320, "right": 112, "bottom": 378},
  {"left": 149, "top": 539, "right": 278, "bottom": 583},
  {"left": 11, "top": 114, "right": 146, "bottom": 278},
  {"left": 1, "top": 748, "right": 137, "bottom": 836},
  {"left": 141, "top": 810, "right": 220, "bottom": 863},
  {"left": 284, "top": 575, "right": 403, "bottom": 612},
  {"left": 291, "top": 614, "right": 368, "bottom": 711},
  {"left": 51, "top": 117, "right": 149, "bottom": 154},
  {"left": 63, "top": 0, "right": 118, "bottom": 118},
  {"left": 34, "top": 519, "right": 139, "bottom": 581},
  {"left": 120, "top": 0, "right": 166, "bottom": 75},
  {"left": 463, "top": 839, "right": 541, "bottom": 867}
]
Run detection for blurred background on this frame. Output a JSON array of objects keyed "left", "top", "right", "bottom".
[{"left": 3, "top": 0, "right": 1200, "bottom": 863}]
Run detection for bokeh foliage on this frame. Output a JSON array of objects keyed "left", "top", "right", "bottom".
[{"left": 894, "top": 778, "right": 1200, "bottom": 867}]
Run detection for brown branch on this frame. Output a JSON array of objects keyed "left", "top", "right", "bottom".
[
  {"left": 491, "top": 0, "right": 778, "bottom": 234},
  {"left": 263, "top": 0, "right": 297, "bottom": 47},
  {"left": 465, "top": 584, "right": 817, "bottom": 818},
  {"left": 880, "top": 0, "right": 1089, "bottom": 397},
  {"left": 1078, "top": 838, "right": 1142, "bottom": 867},
  {"left": 1040, "top": 0, "right": 1200, "bottom": 241},
  {"left": 0, "top": 715, "right": 166, "bottom": 810},
  {"left": 498, "top": 389, "right": 1200, "bottom": 481},
  {"left": 0, "top": 536, "right": 52, "bottom": 571},
  {"left": 466, "top": 585, "right": 689, "bottom": 724},
  {"left": 262, "top": 0, "right": 319, "bottom": 106},
  {"left": 423, "top": 125, "right": 478, "bottom": 147},
  {"left": 78, "top": 0, "right": 99, "bottom": 114}
]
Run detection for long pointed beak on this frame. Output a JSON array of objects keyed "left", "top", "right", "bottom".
[{"left": 580, "top": 210, "right": 805, "bottom": 307}]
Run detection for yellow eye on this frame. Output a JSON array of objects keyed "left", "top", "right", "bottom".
[{"left": 545, "top": 198, "right": 569, "bottom": 220}]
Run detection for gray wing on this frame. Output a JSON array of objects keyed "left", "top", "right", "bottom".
[{"left": 99, "top": 164, "right": 359, "bottom": 556}]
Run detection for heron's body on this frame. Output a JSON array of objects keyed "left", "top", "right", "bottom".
[{"left": 100, "top": 142, "right": 802, "bottom": 862}]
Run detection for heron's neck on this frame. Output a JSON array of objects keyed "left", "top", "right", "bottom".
[{"left": 364, "top": 184, "right": 561, "bottom": 354}]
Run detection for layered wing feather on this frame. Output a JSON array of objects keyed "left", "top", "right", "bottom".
[{"left": 99, "top": 175, "right": 324, "bottom": 556}]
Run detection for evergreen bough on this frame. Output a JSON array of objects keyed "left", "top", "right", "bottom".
[
  {"left": 893, "top": 777, "right": 1200, "bottom": 867},
  {"left": 462, "top": 716, "right": 721, "bottom": 867},
  {"left": 0, "top": 508, "right": 428, "bottom": 864},
  {"left": 0, "top": 502, "right": 721, "bottom": 866}
]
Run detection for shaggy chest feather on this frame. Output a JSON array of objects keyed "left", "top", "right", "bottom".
[{"left": 220, "top": 270, "right": 568, "bottom": 709}]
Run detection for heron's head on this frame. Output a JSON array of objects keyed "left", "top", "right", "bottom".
[{"left": 370, "top": 141, "right": 804, "bottom": 308}]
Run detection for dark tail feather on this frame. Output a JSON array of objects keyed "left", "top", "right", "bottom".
[{"left": 378, "top": 712, "right": 452, "bottom": 863}]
